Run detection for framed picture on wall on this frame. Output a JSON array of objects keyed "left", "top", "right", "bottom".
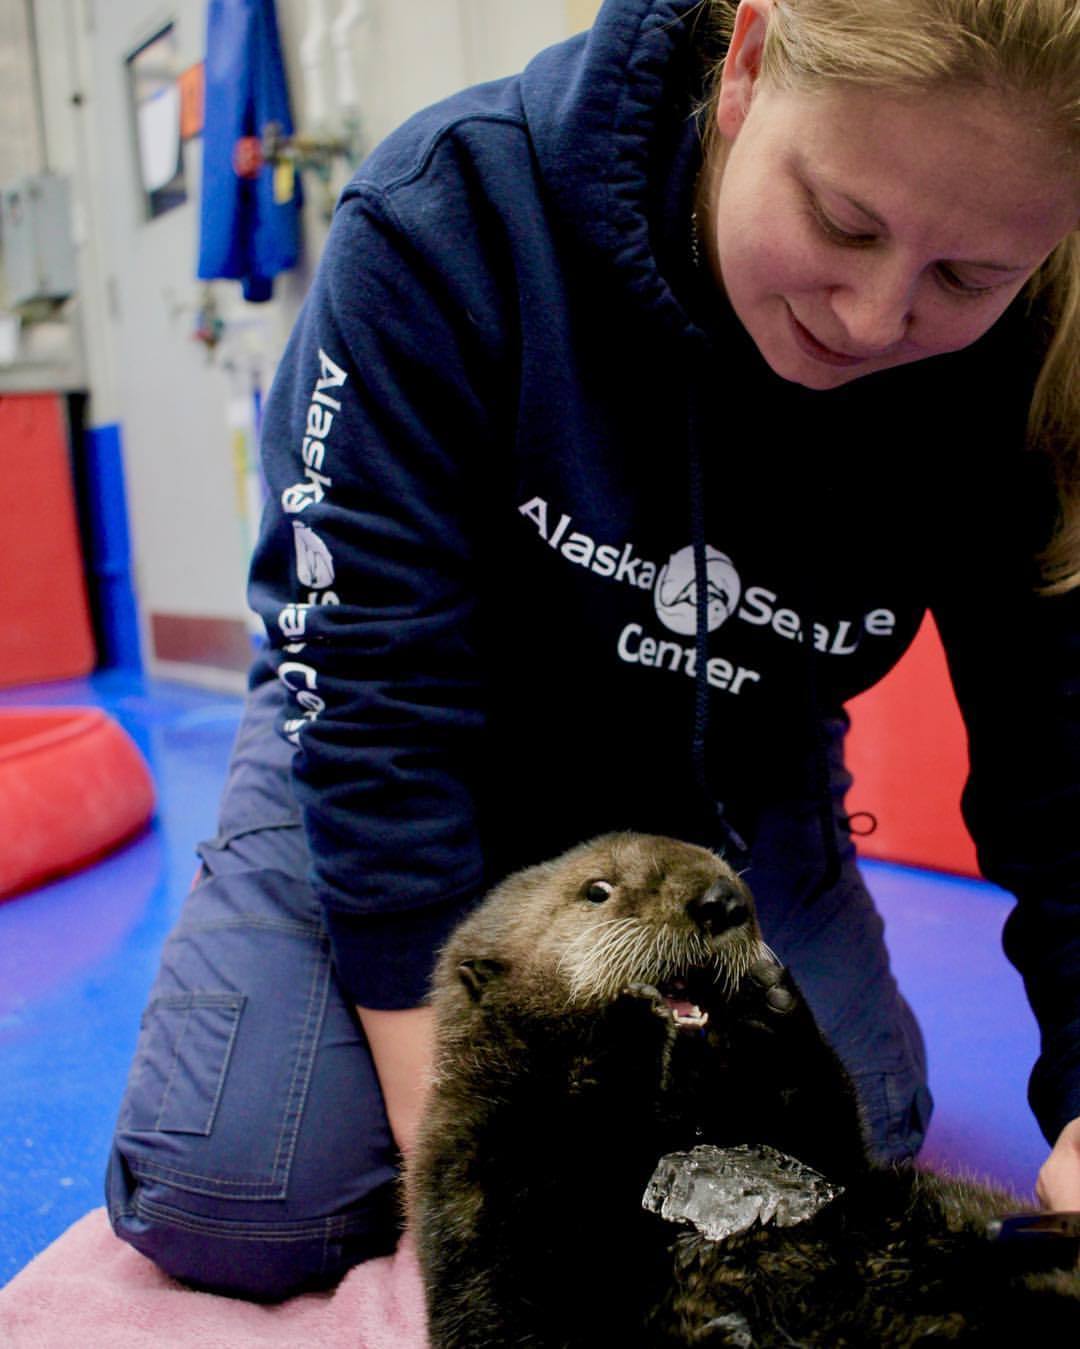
[{"left": 126, "top": 23, "right": 187, "bottom": 220}]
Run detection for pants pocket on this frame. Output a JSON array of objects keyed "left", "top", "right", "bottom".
[
  {"left": 121, "top": 993, "right": 245, "bottom": 1136},
  {"left": 114, "top": 871, "right": 332, "bottom": 1201}
]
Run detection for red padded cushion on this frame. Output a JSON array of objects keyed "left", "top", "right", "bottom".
[
  {"left": 0, "top": 395, "right": 96, "bottom": 687},
  {"left": 0, "top": 709, "right": 156, "bottom": 900},
  {"left": 845, "top": 614, "right": 978, "bottom": 877}
]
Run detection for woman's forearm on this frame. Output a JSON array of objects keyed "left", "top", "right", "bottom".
[{"left": 355, "top": 1003, "right": 436, "bottom": 1158}]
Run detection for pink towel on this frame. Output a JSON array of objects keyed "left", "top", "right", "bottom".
[{"left": 0, "top": 1209, "right": 429, "bottom": 1349}]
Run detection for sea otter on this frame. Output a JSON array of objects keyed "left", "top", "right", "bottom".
[{"left": 406, "top": 833, "right": 1080, "bottom": 1347}]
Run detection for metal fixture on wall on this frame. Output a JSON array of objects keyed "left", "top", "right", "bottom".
[
  {"left": 231, "top": 118, "right": 364, "bottom": 219},
  {"left": 238, "top": 0, "right": 369, "bottom": 219}
]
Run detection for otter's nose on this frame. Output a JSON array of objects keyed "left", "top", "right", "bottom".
[{"left": 687, "top": 879, "right": 749, "bottom": 936}]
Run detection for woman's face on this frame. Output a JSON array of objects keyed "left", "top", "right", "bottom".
[{"left": 707, "top": 22, "right": 1078, "bottom": 389}]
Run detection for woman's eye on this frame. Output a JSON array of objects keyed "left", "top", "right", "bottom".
[
  {"left": 585, "top": 880, "right": 614, "bottom": 903},
  {"left": 809, "top": 190, "right": 1006, "bottom": 299},
  {"left": 935, "top": 264, "right": 1000, "bottom": 298},
  {"left": 809, "top": 198, "right": 876, "bottom": 247}
]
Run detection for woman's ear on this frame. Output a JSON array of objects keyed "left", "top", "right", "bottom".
[{"left": 715, "top": 0, "right": 772, "bottom": 140}]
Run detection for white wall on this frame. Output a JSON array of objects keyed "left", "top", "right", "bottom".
[
  {"left": 25, "top": 0, "right": 585, "bottom": 686},
  {"left": 0, "top": 1, "right": 43, "bottom": 187}
]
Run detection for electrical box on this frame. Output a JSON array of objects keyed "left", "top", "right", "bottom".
[{"left": 1, "top": 174, "right": 78, "bottom": 310}]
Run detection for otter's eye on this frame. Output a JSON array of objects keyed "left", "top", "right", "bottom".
[{"left": 585, "top": 880, "right": 614, "bottom": 903}]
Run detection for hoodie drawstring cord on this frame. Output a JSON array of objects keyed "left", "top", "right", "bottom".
[
  {"left": 686, "top": 368, "right": 843, "bottom": 899},
  {"left": 687, "top": 386, "right": 751, "bottom": 869}
]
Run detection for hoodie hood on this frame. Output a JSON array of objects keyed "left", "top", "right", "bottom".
[{"left": 521, "top": 0, "right": 714, "bottom": 340}]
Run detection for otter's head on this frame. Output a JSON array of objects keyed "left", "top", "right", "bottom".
[{"left": 434, "top": 833, "right": 768, "bottom": 1030}]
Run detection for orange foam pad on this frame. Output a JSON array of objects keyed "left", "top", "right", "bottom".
[
  {"left": 844, "top": 613, "right": 979, "bottom": 877},
  {"left": 0, "top": 709, "right": 156, "bottom": 900}
]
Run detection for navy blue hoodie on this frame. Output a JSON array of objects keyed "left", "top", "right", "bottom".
[{"left": 248, "top": 0, "right": 1080, "bottom": 1144}]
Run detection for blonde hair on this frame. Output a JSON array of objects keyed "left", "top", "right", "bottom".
[{"left": 702, "top": 0, "right": 1080, "bottom": 591}]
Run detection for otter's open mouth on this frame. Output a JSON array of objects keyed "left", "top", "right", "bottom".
[{"left": 659, "top": 976, "right": 709, "bottom": 1030}]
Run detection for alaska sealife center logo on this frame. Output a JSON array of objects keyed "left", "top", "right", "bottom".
[{"left": 653, "top": 545, "right": 742, "bottom": 636}]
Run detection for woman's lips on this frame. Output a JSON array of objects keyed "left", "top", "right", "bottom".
[{"left": 786, "top": 306, "right": 866, "bottom": 368}]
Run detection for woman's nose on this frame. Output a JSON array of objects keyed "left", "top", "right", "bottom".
[{"left": 828, "top": 263, "right": 914, "bottom": 354}]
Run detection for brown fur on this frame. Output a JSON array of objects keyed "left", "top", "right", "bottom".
[{"left": 407, "top": 833, "right": 1080, "bottom": 1347}]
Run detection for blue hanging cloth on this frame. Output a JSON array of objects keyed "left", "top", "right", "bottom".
[{"left": 197, "top": 0, "right": 302, "bottom": 302}]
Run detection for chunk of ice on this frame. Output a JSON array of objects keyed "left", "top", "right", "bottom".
[{"left": 642, "top": 1142, "right": 844, "bottom": 1241}]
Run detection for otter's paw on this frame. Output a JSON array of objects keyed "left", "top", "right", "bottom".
[
  {"left": 614, "top": 982, "right": 690, "bottom": 1030},
  {"left": 593, "top": 983, "right": 679, "bottom": 1083},
  {"left": 747, "top": 958, "right": 798, "bottom": 1014},
  {"left": 610, "top": 982, "right": 681, "bottom": 1034},
  {"left": 622, "top": 981, "right": 673, "bottom": 1011},
  {"left": 693, "top": 1312, "right": 754, "bottom": 1347},
  {"left": 728, "top": 958, "right": 804, "bottom": 1040}
]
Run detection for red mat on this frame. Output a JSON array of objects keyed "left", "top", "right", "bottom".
[
  {"left": 1, "top": 394, "right": 96, "bottom": 687},
  {"left": 0, "top": 708, "right": 155, "bottom": 900},
  {"left": 846, "top": 613, "right": 979, "bottom": 877}
]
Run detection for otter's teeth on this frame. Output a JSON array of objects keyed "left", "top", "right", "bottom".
[
  {"left": 657, "top": 977, "right": 709, "bottom": 1029},
  {"left": 664, "top": 996, "right": 708, "bottom": 1029}
]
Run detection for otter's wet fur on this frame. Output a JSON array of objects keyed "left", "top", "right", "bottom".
[{"left": 407, "top": 833, "right": 1080, "bottom": 1347}]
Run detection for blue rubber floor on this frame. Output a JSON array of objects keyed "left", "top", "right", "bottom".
[
  {"left": 0, "top": 670, "right": 1048, "bottom": 1288},
  {"left": 0, "top": 671, "right": 245, "bottom": 1288}
]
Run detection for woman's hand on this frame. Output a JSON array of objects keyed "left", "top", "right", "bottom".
[{"left": 1036, "top": 1114, "right": 1080, "bottom": 1210}]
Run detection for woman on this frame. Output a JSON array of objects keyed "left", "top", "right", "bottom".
[{"left": 108, "top": 0, "right": 1080, "bottom": 1300}]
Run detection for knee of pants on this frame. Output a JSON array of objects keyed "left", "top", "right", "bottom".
[
  {"left": 755, "top": 866, "right": 935, "bottom": 1163},
  {"left": 855, "top": 1067, "right": 934, "bottom": 1165},
  {"left": 848, "top": 990, "right": 934, "bottom": 1164},
  {"left": 105, "top": 864, "right": 401, "bottom": 1299},
  {"left": 106, "top": 1144, "right": 400, "bottom": 1300}
]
